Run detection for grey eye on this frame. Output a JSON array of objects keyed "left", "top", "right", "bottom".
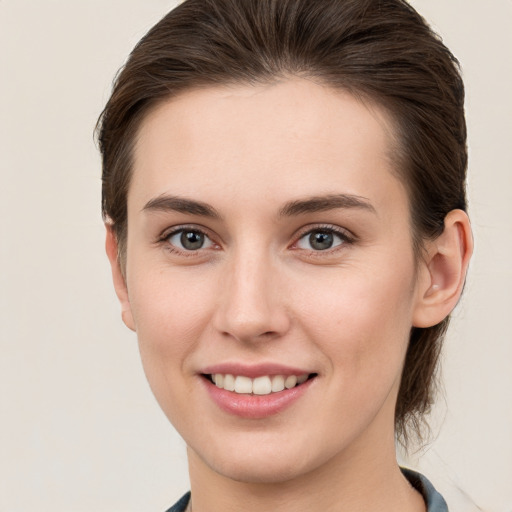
[
  {"left": 309, "top": 231, "right": 334, "bottom": 250},
  {"left": 168, "top": 230, "right": 213, "bottom": 251},
  {"left": 296, "top": 229, "right": 345, "bottom": 251}
]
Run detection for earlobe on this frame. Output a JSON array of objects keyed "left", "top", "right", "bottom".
[
  {"left": 105, "top": 225, "right": 136, "bottom": 332},
  {"left": 413, "top": 209, "right": 473, "bottom": 328}
]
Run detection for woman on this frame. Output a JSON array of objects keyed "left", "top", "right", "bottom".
[{"left": 97, "top": 0, "right": 472, "bottom": 510}]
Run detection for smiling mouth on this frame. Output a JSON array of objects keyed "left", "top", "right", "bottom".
[{"left": 203, "top": 373, "right": 317, "bottom": 395}]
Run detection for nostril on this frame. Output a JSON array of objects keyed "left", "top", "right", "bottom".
[{"left": 214, "top": 303, "right": 291, "bottom": 343}]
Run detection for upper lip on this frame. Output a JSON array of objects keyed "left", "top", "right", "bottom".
[{"left": 200, "top": 362, "right": 313, "bottom": 379}]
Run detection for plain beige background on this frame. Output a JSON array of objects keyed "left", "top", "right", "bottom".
[{"left": 1, "top": 1, "right": 511, "bottom": 511}]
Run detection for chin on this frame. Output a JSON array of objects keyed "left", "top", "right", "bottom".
[
  {"left": 206, "top": 453, "right": 310, "bottom": 484},
  {"left": 189, "top": 431, "right": 335, "bottom": 485}
]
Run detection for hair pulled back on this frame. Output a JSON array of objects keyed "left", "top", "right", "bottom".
[{"left": 97, "top": 0, "right": 467, "bottom": 444}]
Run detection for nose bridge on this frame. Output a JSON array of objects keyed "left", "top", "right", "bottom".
[{"left": 214, "top": 242, "right": 289, "bottom": 342}]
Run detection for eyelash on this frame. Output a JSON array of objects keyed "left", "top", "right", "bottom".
[
  {"left": 158, "top": 225, "right": 217, "bottom": 257},
  {"left": 292, "top": 224, "right": 355, "bottom": 254},
  {"left": 158, "top": 224, "right": 355, "bottom": 257}
]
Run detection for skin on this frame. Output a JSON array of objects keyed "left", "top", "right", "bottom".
[{"left": 107, "top": 78, "right": 472, "bottom": 511}]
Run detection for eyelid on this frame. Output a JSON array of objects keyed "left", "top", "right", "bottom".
[
  {"left": 156, "top": 223, "right": 355, "bottom": 255},
  {"left": 290, "top": 224, "right": 356, "bottom": 250},
  {"left": 159, "top": 223, "right": 213, "bottom": 240},
  {"left": 158, "top": 224, "right": 220, "bottom": 254}
]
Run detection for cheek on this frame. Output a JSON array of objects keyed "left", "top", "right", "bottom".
[
  {"left": 296, "top": 268, "right": 416, "bottom": 437},
  {"left": 125, "top": 265, "right": 220, "bottom": 432},
  {"left": 297, "top": 263, "right": 416, "bottom": 376},
  {"left": 127, "top": 264, "right": 216, "bottom": 372}
]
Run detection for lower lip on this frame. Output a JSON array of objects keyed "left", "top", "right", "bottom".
[{"left": 201, "top": 376, "right": 315, "bottom": 419}]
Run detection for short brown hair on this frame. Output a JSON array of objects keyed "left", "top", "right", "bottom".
[{"left": 97, "top": 0, "right": 467, "bottom": 444}]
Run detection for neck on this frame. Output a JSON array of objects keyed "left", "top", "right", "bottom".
[{"left": 186, "top": 426, "right": 425, "bottom": 512}]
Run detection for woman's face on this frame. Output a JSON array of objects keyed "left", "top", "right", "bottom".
[{"left": 120, "top": 79, "right": 427, "bottom": 483}]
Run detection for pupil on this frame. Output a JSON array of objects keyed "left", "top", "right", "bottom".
[
  {"left": 181, "top": 231, "right": 204, "bottom": 250},
  {"left": 309, "top": 231, "right": 333, "bottom": 250}
]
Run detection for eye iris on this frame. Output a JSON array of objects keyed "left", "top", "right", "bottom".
[
  {"left": 180, "top": 231, "right": 204, "bottom": 250},
  {"left": 309, "top": 231, "right": 333, "bottom": 250}
]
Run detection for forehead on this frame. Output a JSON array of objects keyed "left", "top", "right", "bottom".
[{"left": 130, "top": 79, "right": 404, "bottom": 214}]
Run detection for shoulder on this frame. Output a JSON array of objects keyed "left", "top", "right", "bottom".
[
  {"left": 164, "top": 491, "right": 190, "bottom": 512},
  {"left": 401, "top": 467, "right": 449, "bottom": 512}
]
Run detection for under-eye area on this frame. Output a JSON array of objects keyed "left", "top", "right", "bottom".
[{"left": 203, "top": 373, "right": 318, "bottom": 395}]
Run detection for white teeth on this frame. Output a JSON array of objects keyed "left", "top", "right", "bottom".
[
  {"left": 285, "top": 375, "right": 297, "bottom": 389},
  {"left": 234, "top": 375, "right": 253, "bottom": 394},
  {"left": 271, "top": 375, "right": 285, "bottom": 392},
  {"left": 252, "top": 376, "right": 272, "bottom": 395},
  {"left": 212, "top": 373, "right": 310, "bottom": 395},
  {"left": 223, "top": 374, "right": 235, "bottom": 391}
]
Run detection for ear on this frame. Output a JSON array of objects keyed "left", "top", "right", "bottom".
[
  {"left": 105, "top": 225, "right": 136, "bottom": 332},
  {"left": 413, "top": 209, "right": 473, "bottom": 328}
]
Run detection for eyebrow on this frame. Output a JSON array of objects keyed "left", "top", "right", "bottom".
[
  {"left": 279, "top": 194, "right": 376, "bottom": 217},
  {"left": 142, "top": 193, "right": 376, "bottom": 219},
  {"left": 142, "top": 194, "right": 222, "bottom": 219}
]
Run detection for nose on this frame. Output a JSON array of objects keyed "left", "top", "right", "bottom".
[{"left": 212, "top": 249, "right": 291, "bottom": 344}]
